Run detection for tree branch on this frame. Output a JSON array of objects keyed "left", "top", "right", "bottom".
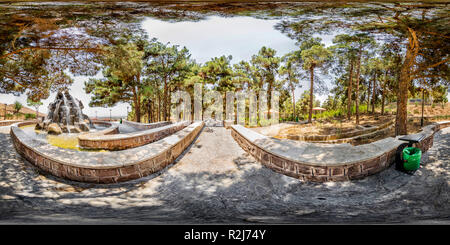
[
  {"left": 411, "top": 56, "right": 450, "bottom": 76},
  {"left": 0, "top": 46, "right": 102, "bottom": 59}
]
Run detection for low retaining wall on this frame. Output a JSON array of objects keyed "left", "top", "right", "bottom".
[
  {"left": 13, "top": 120, "right": 36, "bottom": 128},
  {"left": 311, "top": 125, "right": 394, "bottom": 144},
  {"left": 0, "top": 120, "right": 27, "bottom": 126},
  {"left": 231, "top": 121, "right": 449, "bottom": 182},
  {"left": 283, "top": 119, "right": 394, "bottom": 141},
  {"left": 91, "top": 120, "right": 114, "bottom": 128},
  {"left": 123, "top": 120, "right": 171, "bottom": 130},
  {"left": 78, "top": 121, "right": 190, "bottom": 150},
  {"left": 81, "top": 122, "right": 119, "bottom": 140},
  {"left": 10, "top": 121, "right": 204, "bottom": 183}
]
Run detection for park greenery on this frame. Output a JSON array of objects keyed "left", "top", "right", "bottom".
[{"left": 0, "top": 1, "right": 448, "bottom": 135}]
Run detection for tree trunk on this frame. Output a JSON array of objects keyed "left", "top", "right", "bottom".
[
  {"left": 132, "top": 89, "right": 138, "bottom": 122},
  {"left": 133, "top": 96, "right": 140, "bottom": 123},
  {"left": 367, "top": 76, "right": 371, "bottom": 114},
  {"left": 381, "top": 85, "right": 385, "bottom": 115},
  {"left": 355, "top": 67, "right": 360, "bottom": 124},
  {"left": 291, "top": 85, "right": 296, "bottom": 120},
  {"left": 347, "top": 62, "right": 353, "bottom": 120},
  {"left": 396, "top": 28, "right": 418, "bottom": 136},
  {"left": 157, "top": 92, "right": 161, "bottom": 122},
  {"left": 167, "top": 89, "right": 172, "bottom": 121},
  {"left": 136, "top": 93, "right": 141, "bottom": 123},
  {"left": 268, "top": 78, "right": 273, "bottom": 117},
  {"left": 163, "top": 77, "right": 168, "bottom": 121},
  {"left": 147, "top": 101, "right": 152, "bottom": 123},
  {"left": 136, "top": 74, "right": 142, "bottom": 123},
  {"left": 421, "top": 89, "right": 425, "bottom": 127},
  {"left": 355, "top": 49, "right": 362, "bottom": 125},
  {"left": 372, "top": 72, "right": 376, "bottom": 114},
  {"left": 308, "top": 66, "right": 314, "bottom": 123},
  {"left": 396, "top": 49, "right": 414, "bottom": 135},
  {"left": 381, "top": 71, "right": 387, "bottom": 115}
]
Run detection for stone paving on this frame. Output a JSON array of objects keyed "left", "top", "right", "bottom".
[{"left": 0, "top": 125, "right": 449, "bottom": 224}]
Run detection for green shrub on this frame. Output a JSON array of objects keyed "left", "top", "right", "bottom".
[{"left": 25, "top": 113, "right": 36, "bottom": 119}]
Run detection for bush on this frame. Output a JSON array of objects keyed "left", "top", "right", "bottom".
[
  {"left": 25, "top": 113, "right": 36, "bottom": 119},
  {"left": 14, "top": 101, "right": 23, "bottom": 114}
]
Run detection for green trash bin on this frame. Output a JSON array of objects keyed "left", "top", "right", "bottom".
[{"left": 402, "top": 147, "right": 422, "bottom": 171}]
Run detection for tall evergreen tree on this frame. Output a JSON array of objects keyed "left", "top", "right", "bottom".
[{"left": 299, "top": 38, "right": 332, "bottom": 123}]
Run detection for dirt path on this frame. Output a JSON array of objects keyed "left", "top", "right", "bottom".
[{"left": 0, "top": 125, "right": 449, "bottom": 224}]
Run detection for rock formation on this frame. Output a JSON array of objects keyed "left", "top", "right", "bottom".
[{"left": 36, "top": 90, "right": 93, "bottom": 134}]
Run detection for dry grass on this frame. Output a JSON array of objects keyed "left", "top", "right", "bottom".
[
  {"left": 407, "top": 102, "right": 450, "bottom": 117},
  {"left": 0, "top": 103, "right": 46, "bottom": 120},
  {"left": 279, "top": 114, "right": 394, "bottom": 136},
  {"left": 276, "top": 109, "right": 448, "bottom": 144}
]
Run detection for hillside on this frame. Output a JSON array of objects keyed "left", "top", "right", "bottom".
[
  {"left": 0, "top": 103, "right": 46, "bottom": 120},
  {"left": 407, "top": 102, "right": 450, "bottom": 117}
]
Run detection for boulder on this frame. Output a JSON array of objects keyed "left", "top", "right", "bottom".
[
  {"left": 48, "top": 123, "right": 62, "bottom": 135},
  {"left": 68, "top": 126, "right": 82, "bottom": 133},
  {"left": 42, "top": 120, "right": 51, "bottom": 130},
  {"left": 35, "top": 120, "right": 42, "bottom": 129},
  {"left": 60, "top": 125, "right": 69, "bottom": 133},
  {"left": 42, "top": 89, "right": 92, "bottom": 133},
  {"left": 76, "top": 122, "right": 90, "bottom": 132},
  {"left": 35, "top": 122, "right": 44, "bottom": 130}
]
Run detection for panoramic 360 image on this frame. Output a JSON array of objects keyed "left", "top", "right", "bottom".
[{"left": 0, "top": 0, "right": 449, "bottom": 230}]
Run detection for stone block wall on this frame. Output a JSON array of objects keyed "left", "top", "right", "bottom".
[
  {"left": 231, "top": 121, "right": 448, "bottom": 182},
  {"left": 123, "top": 120, "right": 171, "bottom": 130},
  {"left": 284, "top": 119, "right": 394, "bottom": 141},
  {"left": 78, "top": 121, "right": 189, "bottom": 150},
  {"left": 10, "top": 121, "right": 204, "bottom": 184},
  {"left": 91, "top": 120, "right": 114, "bottom": 128},
  {"left": 0, "top": 120, "right": 29, "bottom": 126}
]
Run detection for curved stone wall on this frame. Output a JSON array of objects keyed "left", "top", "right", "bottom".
[
  {"left": 311, "top": 125, "right": 394, "bottom": 144},
  {"left": 0, "top": 120, "right": 28, "bottom": 126},
  {"left": 282, "top": 119, "right": 394, "bottom": 141},
  {"left": 231, "top": 121, "right": 449, "bottom": 182},
  {"left": 123, "top": 120, "right": 171, "bottom": 130},
  {"left": 91, "top": 120, "right": 115, "bottom": 128},
  {"left": 10, "top": 121, "right": 204, "bottom": 183},
  {"left": 78, "top": 121, "right": 190, "bottom": 150}
]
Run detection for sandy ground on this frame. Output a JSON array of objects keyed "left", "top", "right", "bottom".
[
  {"left": 0, "top": 125, "right": 449, "bottom": 224},
  {"left": 408, "top": 103, "right": 450, "bottom": 117},
  {"left": 278, "top": 115, "right": 394, "bottom": 136}
]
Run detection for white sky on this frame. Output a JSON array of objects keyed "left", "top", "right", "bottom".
[{"left": 1, "top": 15, "right": 338, "bottom": 117}]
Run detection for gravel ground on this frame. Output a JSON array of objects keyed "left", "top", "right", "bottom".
[{"left": 0, "top": 125, "right": 448, "bottom": 224}]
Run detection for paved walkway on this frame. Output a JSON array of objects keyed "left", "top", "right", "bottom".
[{"left": 0, "top": 125, "right": 449, "bottom": 224}]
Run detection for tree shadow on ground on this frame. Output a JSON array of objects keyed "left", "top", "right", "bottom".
[{"left": 0, "top": 127, "right": 448, "bottom": 224}]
